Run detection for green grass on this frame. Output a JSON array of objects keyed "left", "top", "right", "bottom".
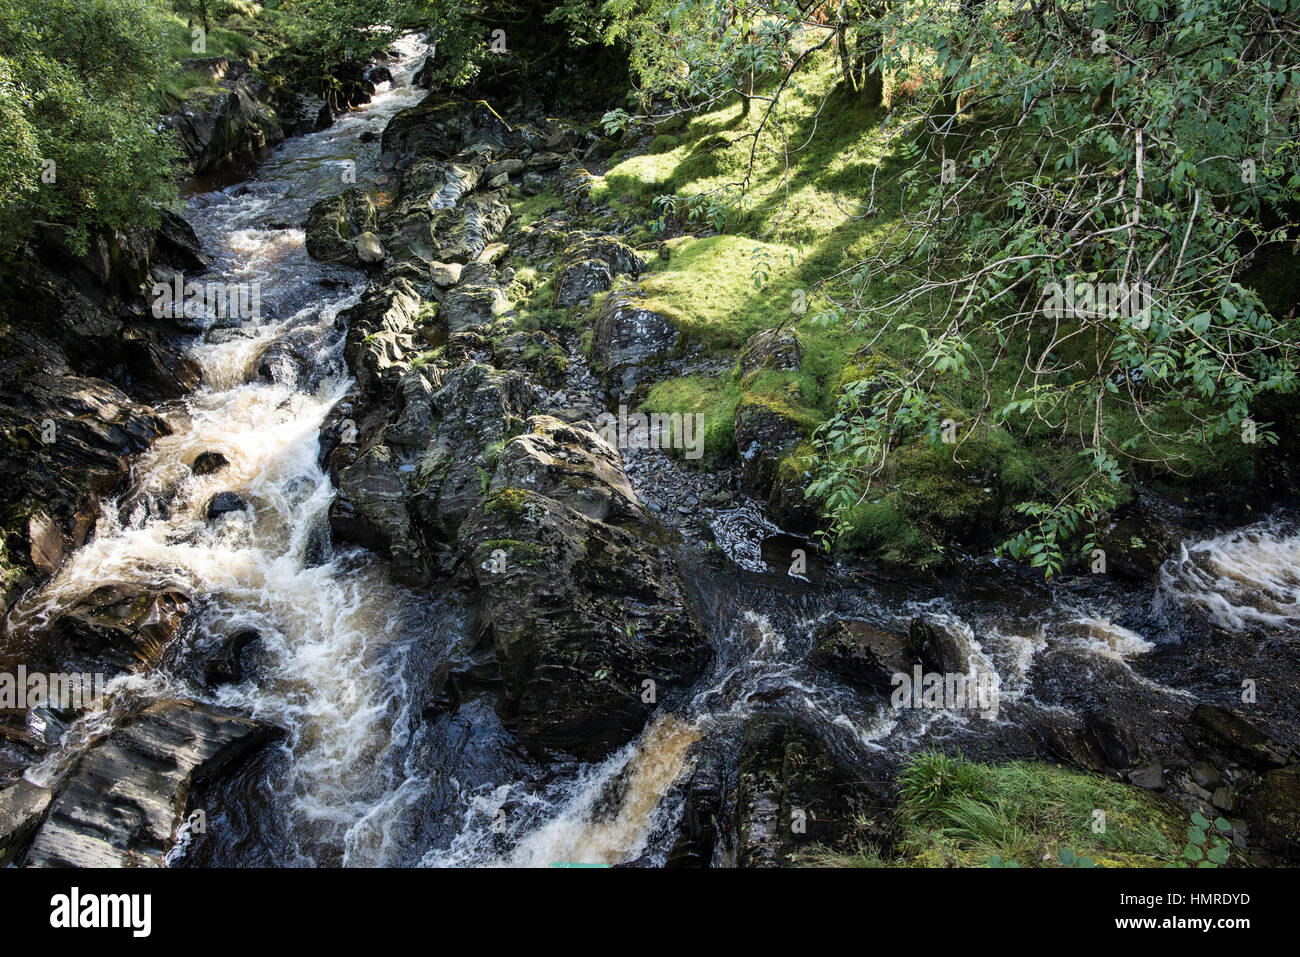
[
  {"left": 801, "top": 751, "right": 1185, "bottom": 868},
  {"left": 642, "top": 375, "right": 739, "bottom": 464}
]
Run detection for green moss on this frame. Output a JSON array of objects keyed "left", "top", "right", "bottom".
[
  {"left": 509, "top": 191, "right": 563, "bottom": 229},
  {"left": 642, "top": 375, "right": 740, "bottom": 464},
  {"left": 483, "top": 486, "right": 530, "bottom": 517}
]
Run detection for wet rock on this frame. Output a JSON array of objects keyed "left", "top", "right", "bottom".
[
  {"left": 191, "top": 451, "right": 229, "bottom": 476},
  {"left": 382, "top": 94, "right": 463, "bottom": 159},
  {"left": 739, "top": 327, "right": 802, "bottom": 377},
  {"left": 592, "top": 292, "right": 682, "bottom": 401},
  {"left": 1094, "top": 505, "right": 1181, "bottom": 582},
  {"left": 411, "top": 56, "right": 437, "bottom": 90},
  {"left": 1188, "top": 704, "right": 1293, "bottom": 769},
  {"left": 1246, "top": 764, "right": 1300, "bottom": 858},
  {"left": 461, "top": 488, "right": 709, "bottom": 760},
  {"left": 200, "top": 630, "right": 260, "bottom": 688},
  {"left": 906, "top": 615, "right": 976, "bottom": 674},
  {"left": 663, "top": 742, "right": 725, "bottom": 867},
  {"left": 329, "top": 443, "right": 428, "bottom": 586},
  {"left": 303, "top": 189, "right": 378, "bottom": 267},
  {"left": 27, "top": 511, "right": 66, "bottom": 576},
  {"left": 18, "top": 581, "right": 192, "bottom": 678},
  {"left": 735, "top": 396, "right": 812, "bottom": 497},
  {"left": 733, "top": 716, "right": 868, "bottom": 867},
  {"left": 206, "top": 491, "right": 247, "bottom": 519},
  {"left": 811, "top": 619, "right": 916, "bottom": 693},
  {"left": 0, "top": 779, "right": 52, "bottom": 866},
  {"left": 23, "top": 699, "right": 278, "bottom": 867}
]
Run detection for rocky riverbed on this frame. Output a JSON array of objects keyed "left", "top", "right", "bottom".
[{"left": 1, "top": 36, "right": 1297, "bottom": 868}]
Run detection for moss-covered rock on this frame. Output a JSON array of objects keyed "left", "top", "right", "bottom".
[{"left": 303, "top": 188, "right": 378, "bottom": 267}]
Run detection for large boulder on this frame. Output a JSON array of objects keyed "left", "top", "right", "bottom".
[
  {"left": 2, "top": 580, "right": 192, "bottom": 680},
  {"left": 408, "top": 364, "right": 537, "bottom": 546},
  {"left": 592, "top": 292, "right": 683, "bottom": 401},
  {"left": 732, "top": 716, "right": 868, "bottom": 867},
  {"left": 161, "top": 61, "right": 284, "bottom": 174},
  {"left": 461, "top": 487, "right": 709, "bottom": 759},
  {"left": 304, "top": 189, "right": 379, "bottom": 267},
  {"left": 381, "top": 94, "right": 463, "bottom": 160},
  {"left": 22, "top": 699, "right": 278, "bottom": 867},
  {"left": 811, "top": 619, "right": 917, "bottom": 693}
]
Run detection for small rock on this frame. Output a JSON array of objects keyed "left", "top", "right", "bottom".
[
  {"left": 429, "top": 261, "right": 463, "bottom": 287},
  {"left": 1211, "top": 787, "right": 1240, "bottom": 813},
  {"left": 191, "top": 451, "right": 229, "bottom": 476},
  {"left": 1128, "top": 761, "right": 1165, "bottom": 789},
  {"left": 485, "top": 158, "right": 525, "bottom": 178},
  {"left": 205, "top": 491, "right": 247, "bottom": 520},
  {"left": 527, "top": 151, "right": 563, "bottom": 170},
  {"left": 1191, "top": 759, "right": 1221, "bottom": 790},
  {"left": 477, "top": 242, "right": 509, "bottom": 265},
  {"left": 355, "top": 231, "right": 386, "bottom": 264}
]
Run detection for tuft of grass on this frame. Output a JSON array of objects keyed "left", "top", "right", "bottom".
[{"left": 892, "top": 751, "right": 1184, "bottom": 868}]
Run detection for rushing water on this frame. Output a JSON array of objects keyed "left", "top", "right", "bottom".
[{"left": 6, "top": 35, "right": 1300, "bottom": 868}]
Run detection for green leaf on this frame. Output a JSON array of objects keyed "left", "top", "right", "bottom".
[
  {"left": 1187, "top": 826, "right": 1207, "bottom": 845},
  {"left": 1190, "top": 811, "right": 1211, "bottom": 829},
  {"left": 1213, "top": 817, "right": 1232, "bottom": 833},
  {"left": 1184, "top": 845, "right": 1204, "bottom": 861},
  {"left": 1058, "top": 848, "right": 1076, "bottom": 866},
  {"left": 1207, "top": 844, "right": 1230, "bottom": 864}
]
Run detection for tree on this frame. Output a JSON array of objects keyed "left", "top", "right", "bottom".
[{"left": 0, "top": 0, "right": 182, "bottom": 259}]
